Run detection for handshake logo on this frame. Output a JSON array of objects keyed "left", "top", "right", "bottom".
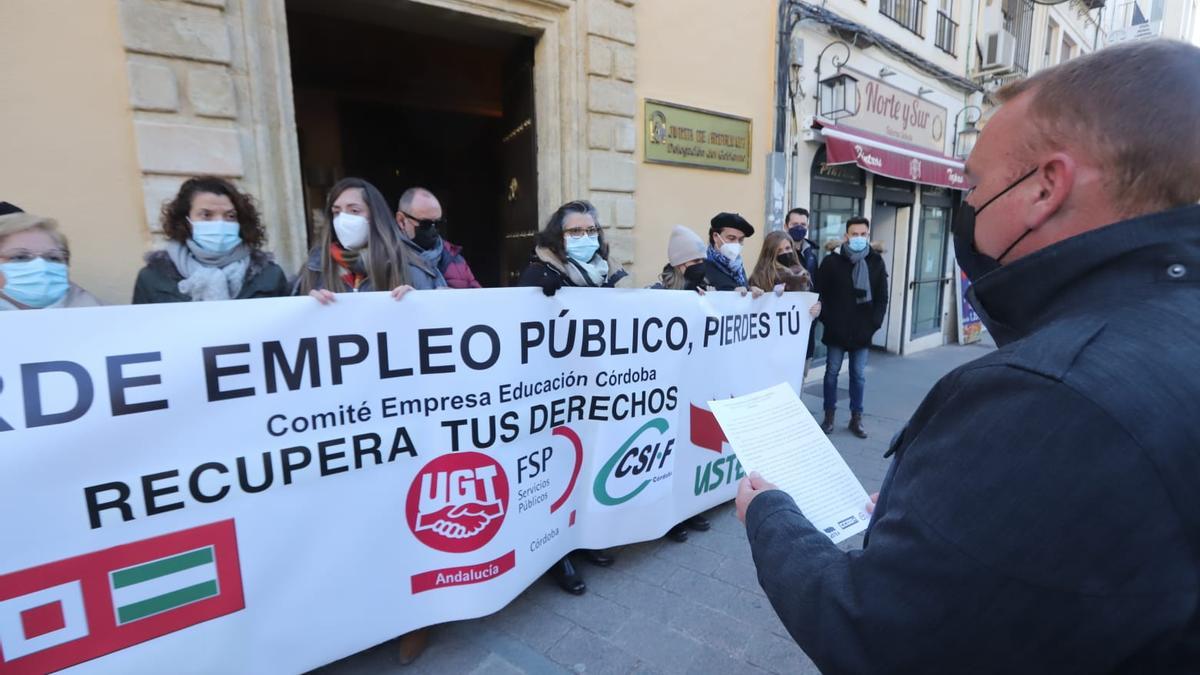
[{"left": 406, "top": 452, "right": 510, "bottom": 554}]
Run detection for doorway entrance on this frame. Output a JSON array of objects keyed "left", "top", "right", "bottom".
[
  {"left": 869, "top": 176, "right": 914, "bottom": 352},
  {"left": 285, "top": 0, "right": 539, "bottom": 287}
]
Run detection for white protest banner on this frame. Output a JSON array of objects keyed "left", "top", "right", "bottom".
[{"left": 0, "top": 287, "right": 815, "bottom": 673}]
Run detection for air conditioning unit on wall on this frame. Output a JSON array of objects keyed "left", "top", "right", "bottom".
[{"left": 979, "top": 30, "right": 1017, "bottom": 73}]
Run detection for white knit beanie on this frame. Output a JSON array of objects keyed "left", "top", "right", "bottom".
[{"left": 667, "top": 225, "right": 706, "bottom": 266}]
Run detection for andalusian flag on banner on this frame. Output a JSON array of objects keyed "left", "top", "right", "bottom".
[
  {"left": 110, "top": 546, "right": 221, "bottom": 625},
  {"left": 0, "top": 520, "right": 243, "bottom": 675}
]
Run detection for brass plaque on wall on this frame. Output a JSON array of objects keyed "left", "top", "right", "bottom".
[{"left": 644, "top": 99, "right": 752, "bottom": 173}]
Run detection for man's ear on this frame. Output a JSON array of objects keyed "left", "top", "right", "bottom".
[
  {"left": 1028, "top": 152, "right": 1075, "bottom": 230},
  {"left": 395, "top": 211, "right": 404, "bottom": 225}
]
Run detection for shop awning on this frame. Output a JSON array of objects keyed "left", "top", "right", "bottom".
[{"left": 820, "top": 124, "right": 968, "bottom": 191}]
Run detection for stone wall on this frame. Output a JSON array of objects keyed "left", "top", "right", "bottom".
[
  {"left": 117, "top": 0, "right": 638, "bottom": 279},
  {"left": 584, "top": 0, "right": 638, "bottom": 271},
  {"left": 119, "top": 0, "right": 304, "bottom": 271}
]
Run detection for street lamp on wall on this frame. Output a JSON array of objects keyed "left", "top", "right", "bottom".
[
  {"left": 814, "top": 41, "right": 858, "bottom": 121},
  {"left": 953, "top": 105, "right": 983, "bottom": 158}
]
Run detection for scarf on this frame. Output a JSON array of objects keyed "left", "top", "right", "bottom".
[
  {"left": 331, "top": 243, "right": 369, "bottom": 290},
  {"left": 417, "top": 237, "right": 449, "bottom": 288},
  {"left": 564, "top": 254, "right": 610, "bottom": 287},
  {"left": 166, "top": 240, "right": 250, "bottom": 301},
  {"left": 841, "top": 242, "right": 872, "bottom": 304},
  {"left": 706, "top": 246, "right": 747, "bottom": 287}
]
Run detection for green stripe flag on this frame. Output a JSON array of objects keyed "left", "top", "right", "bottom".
[{"left": 109, "top": 546, "right": 220, "bottom": 624}]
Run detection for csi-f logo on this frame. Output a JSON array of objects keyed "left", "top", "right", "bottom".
[
  {"left": 593, "top": 418, "right": 674, "bottom": 506},
  {"left": 406, "top": 452, "right": 509, "bottom": 553}
]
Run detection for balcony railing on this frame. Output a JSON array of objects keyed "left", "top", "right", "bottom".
[
  {"left": 880, "top": 0, "right": 927, "bottom": 38},
  {"left": 1002, "top": 0, "right": 1035, "bottom": 74},
  {"left": 935, "top": 11, "right": 958, "bottom": 56}
]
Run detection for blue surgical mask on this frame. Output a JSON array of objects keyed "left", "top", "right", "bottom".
[
  {"left": 847, "top": 236, "right": 869, "bottom": 253},
  {"left": 189, "top": 219, "right": 242, "bottom": 253},
  {"left": 1, "top": 258, "right": 70, "bottom": 308},
  {"left": 565, "top": 235, "right": 600, "bottom": 263}
]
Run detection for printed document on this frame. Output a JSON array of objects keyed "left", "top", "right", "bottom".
[{"left": 708, "top": 383, "right": 871, "bottom": 542}]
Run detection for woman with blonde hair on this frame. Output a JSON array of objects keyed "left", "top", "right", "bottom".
[{"left": 0, "top": 212, "right": 102, "bottom": 310}]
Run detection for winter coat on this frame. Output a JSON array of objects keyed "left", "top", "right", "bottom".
[
  {"left": 815, "top": 240, "right": 888, "bottom": 349},
  {"left": 745, "top": 204, "right": 1200, "bottom": 673},
  {"left": 699, "top": 258, "right": 748, "bottom": 291},
  {"left": 297, "top": 241, "right": 441, "bottom": 293},
  {"left": 132, "top": 249, "right": 289, "bottom": 303},
  {"left": 396, "top": 237, "right": 448, "bottom": 291},
  {"left": 435, "top": 240, "right": 481, "bottom": 289},
  {"left": 796, "top": 239, "right": 819, "bottom": 291},
  {"left": 516, "top": 246, "right": 632, "bottom": 289}
]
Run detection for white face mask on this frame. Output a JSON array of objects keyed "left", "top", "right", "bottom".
[
  {"left": 719, "top": 241, "right": 743, "bottom": 260},
  {"left": 333, "top": 212, "right": 370, "bottom": 250}
]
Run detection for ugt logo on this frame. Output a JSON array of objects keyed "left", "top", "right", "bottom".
[
  {"left": 593, "top": 418, "right": 674, "bottom": 506},
  {"left": 406, "top": 452, "right": 509, "bottom": 554}
]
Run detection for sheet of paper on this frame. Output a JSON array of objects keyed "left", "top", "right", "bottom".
[{"left": 708, "top": 382, "right": 871, "bottom": 542}]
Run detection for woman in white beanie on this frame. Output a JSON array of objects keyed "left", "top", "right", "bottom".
[{"left": 651, "top": 224, "right": 712, "bottom": 292}]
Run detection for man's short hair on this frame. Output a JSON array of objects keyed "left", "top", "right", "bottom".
[
  {"left": 994, "top": 40, "right": 1200, "bottom": 217},
  {"left": 846, "top": 216, "right": 869, "bottom": 231},
  {"left": 786, "top": 208, "right": 809, "bottom": 220},
  {"left": 397, "top": 187, "right": 435, "bottom": 214}
]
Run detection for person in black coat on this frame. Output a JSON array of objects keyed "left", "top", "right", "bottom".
[
  {"left": 735, "top": 40, "right": 1200, "bottom": 674},
  {"left": 787, "top": 208, "right": 821, "bottom": 373},
  {"left": 700, "top": 212, "right": 756, "bottom": 292},
  {"left": 132, "top": 176, "right": 289, "bottom": 303},
  {"left": 814, "top": 216, "right": 888, "bottom": 438},
  {"left": 518, "top": 199, "right": 621, "bottom": 596}
]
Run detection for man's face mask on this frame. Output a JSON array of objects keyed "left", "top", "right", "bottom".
[
  {"left": 953, "top": 167, "right": 1038, "bottom": 282},
  {"left": 402, "top": 211, "right": 445, "bottom": 251}
]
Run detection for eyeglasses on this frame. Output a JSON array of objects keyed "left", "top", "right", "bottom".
[
  {"left": 563, "top": 227, "right": 600, "bottom": 239},
  {"left": 0, "top": 248, "right": 69, "bottom": 264},
  {"left": 400, "top": 211, "right": 447, "bottom": 229}
]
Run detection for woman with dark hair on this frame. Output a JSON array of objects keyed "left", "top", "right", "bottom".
[
  {"left": 298, "top": 177, "right": 437, "bottom": 303},
  {"left": 518, "top": 199, "right": 623, "bottom": 596},
  {"left": 132, "top": 176, "right": 289, "bottom": 303},
  {"left": 517, "top": 200, "right": 632, "bottom": 293}
]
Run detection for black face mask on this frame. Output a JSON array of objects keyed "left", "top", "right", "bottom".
[
  {"left": 776, "top": 252, "right": 798, "bottom": 267},
  {"left": 413, "top": 223, "right": 440, "bottom": 251},
  {"left": 683, "top": 264, "right": 707, "bottom": 287},
  {"left": 953, "top": 167, "right": 1038, "bottom": 282}
]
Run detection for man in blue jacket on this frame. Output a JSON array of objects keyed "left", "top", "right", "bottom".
[{"left": 736, "top": 40, "right": 1200, "bottom": 673}]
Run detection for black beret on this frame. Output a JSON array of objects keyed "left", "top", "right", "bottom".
[
  {"left": 710, "top": 212, "right": 754, "bottom": 238},
  {"left": 0, "top": 202, "right": 24, "bottom": 216}
]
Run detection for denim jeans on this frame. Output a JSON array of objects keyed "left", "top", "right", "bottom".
[{"left": 823, "top": 346, "right": 868, "bottom": 413}]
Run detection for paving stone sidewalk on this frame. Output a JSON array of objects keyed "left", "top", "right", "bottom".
[{"left": 318, "top": 338, "right": 996, "bottom": 675}]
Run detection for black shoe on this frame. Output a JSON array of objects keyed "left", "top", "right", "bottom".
[
  {"left": 666, "top": 523, "right": 689, "bottom": 543},
  {"left": 581, "top": 548, "right": 615, "bottom": 567},
  {"left": 684, "top": 515, "right": 711, "bottom": 532},
  {"left": 550, "top": 557, "right": 586, "bottom": 595}
]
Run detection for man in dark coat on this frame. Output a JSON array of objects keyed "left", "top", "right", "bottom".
[
  {"left": 735, "top": 40, "right": 1200, "bottom": 674},
  {"left": 815, "top": 216, "right": 888, "bottom": 438},
  {"left": 395, "top": 187, "right": 480, "bottom": 289},
  {"left": 785, "top": 207, "right": 819, "bottom": 287},
  {"left": 700, "top": 212, "right": 754, "bottom": 291}
]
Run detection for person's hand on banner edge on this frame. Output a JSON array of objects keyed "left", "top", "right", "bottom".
[
  {"left": 309, "top": 289, "right": 337, "bottom": 305},
  {"left": 694, "top": 285, "right": 707, "bottom": 296},
  {"left": 736, "top": 471, "right": 778, "bottom": 524},
  {"left": 750, "top": 286, "right": 765, "bottom": 299},
  {"left": 391, "top": 285, "right": 414, "bottom": 300},
  {"left": 540, "top": 273, "right": 563, "bottom": 297},
  {"left": 866, "top": 491, "right": 879, "bottom": 515},
  {"left": 810, "top": 301, "right": 822, "bottom": 319},
  {"left": 773, "top": 283, "right": 785, "bottom": 297}
]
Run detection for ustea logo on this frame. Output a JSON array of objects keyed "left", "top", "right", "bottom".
[{"left": 406, "top": 452, "right": 509, "bottom": 553}]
